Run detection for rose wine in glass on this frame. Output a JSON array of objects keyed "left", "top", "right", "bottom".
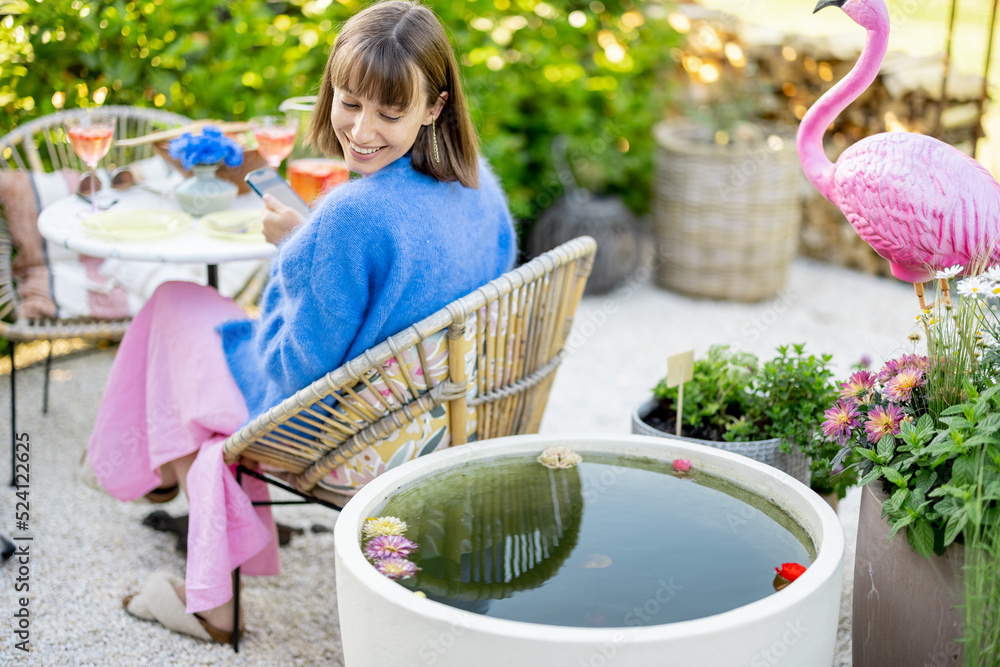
[
  {"left": 249, "top": 115, "right": 299, "bottom": 170},
  {"left": 287, "top": 158, "right": 350, "bottom": 205},
  {"left": 65, "top": 114, "right": 116, "bottom": 218}
]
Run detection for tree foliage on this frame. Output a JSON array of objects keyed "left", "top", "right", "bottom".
[{"left": 1, "top": 0, "right": 679, "bottom": 232}]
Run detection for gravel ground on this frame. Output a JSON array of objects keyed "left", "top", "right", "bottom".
[{"left": 0, "top": 257, "right": 917, "bottom": 666}]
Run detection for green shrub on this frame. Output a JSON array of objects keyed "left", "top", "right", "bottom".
[{"left": 0, "top": 0, "right": 678, "bottom": 234}]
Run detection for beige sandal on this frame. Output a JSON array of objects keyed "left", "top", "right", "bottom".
[{"left": 122, "top": 571, "right": 243, "bottom": 644}]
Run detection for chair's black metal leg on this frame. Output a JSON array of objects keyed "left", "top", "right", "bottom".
[
  {"left": 233, "top": 465, "right": 242, "bottom": 653},
  {"left": 233, "top": 565, "right": 241, "bottom": 652},
  {"left": 9, "top": 345, "right": 16, "bottom": 487},
  {"left": 42, "top": 341, "right": 53, "bottom": 415}
]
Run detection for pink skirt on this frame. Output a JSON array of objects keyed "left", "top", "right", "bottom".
[{"left": 88, "top": 281, "right": 279, "bottom": 613}]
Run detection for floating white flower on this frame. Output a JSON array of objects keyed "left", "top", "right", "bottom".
[
  {"left": 985, "top": 266, "right": 1000, "bottom": 282},
  {"left": 957, "top": 276, "right": 987, "bottom": 298},
  {"left": 935, "top": 265, "right": 964, "bottom": 280},
  {"left": 362, "top": 516, "right": 408, "bottom": 538},
  {"left": 537, "top": 446, "right": 582, "bottom": 469}
]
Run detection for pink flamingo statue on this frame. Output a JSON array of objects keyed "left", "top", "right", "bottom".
[{"left": 798, "top": 0, "right": 1000, "bottom": 309}]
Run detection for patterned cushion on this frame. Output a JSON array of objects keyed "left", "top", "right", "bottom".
[{"left": 314, "top": 304, "right": 502, "bottom": 498}]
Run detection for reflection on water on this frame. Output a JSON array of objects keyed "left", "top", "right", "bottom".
[{"left": 379, "top": 454, "right": 812, "bottom": 628}]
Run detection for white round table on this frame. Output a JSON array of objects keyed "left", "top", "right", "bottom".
[{"left": 38, "top": 188, "right": 277, "bottom": 287}]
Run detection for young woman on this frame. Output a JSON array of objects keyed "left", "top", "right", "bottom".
[{"left": 88, "top": 0, "right": 515, "bottom": 642}]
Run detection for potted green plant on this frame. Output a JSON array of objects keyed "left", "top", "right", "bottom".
[
  {"left": 818, "top": 268, "right": 1000, "bottom": 667},
  {"left": 631, "top": 343, "right": 847, "bottom": 498}
]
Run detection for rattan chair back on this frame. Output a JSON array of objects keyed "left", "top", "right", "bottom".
[{"left": 222, "top": 236, "right": 597, "bottom": 497}]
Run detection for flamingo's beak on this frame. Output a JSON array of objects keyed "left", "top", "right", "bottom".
[{"left": 813, "top": 0, "right": 846, "bottom": 12}]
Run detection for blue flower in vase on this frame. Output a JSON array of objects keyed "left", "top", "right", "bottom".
[{"left": 169, "top": 126, "right": 244, "bottom": 171}]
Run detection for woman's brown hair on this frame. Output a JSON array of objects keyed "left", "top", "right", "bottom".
[{"left": 307, "top": 0, "right": 479, "bottom": 188}]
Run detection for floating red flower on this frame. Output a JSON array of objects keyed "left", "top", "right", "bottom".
[{"left": 775, "top": 562, "right": 807, "bottom": 582}]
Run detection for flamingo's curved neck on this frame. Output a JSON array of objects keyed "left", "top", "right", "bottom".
[{"left": 796, "top": 22, "right": 889, "bottom": 201}]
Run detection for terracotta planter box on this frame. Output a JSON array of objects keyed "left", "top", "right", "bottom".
[
  {"left": 853, "top": 483, "right": 964, "bottom": 666},
  {"left": 631, "top": 398, "right": 810, "bottom": 486}
]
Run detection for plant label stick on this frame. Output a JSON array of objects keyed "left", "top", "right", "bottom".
[{"left": 666, "top": 350, "right": 695, "bottom": 438}]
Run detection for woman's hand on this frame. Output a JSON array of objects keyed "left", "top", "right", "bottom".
[{"left": 262, "top": 193, "right": 306, "bottom": 245}]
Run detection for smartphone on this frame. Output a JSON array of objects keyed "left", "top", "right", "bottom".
[{"left": 244, "top": 168, "right": 312, "bottom": 218}]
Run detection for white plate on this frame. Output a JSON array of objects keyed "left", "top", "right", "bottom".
[
  {"left": 81, "top": 209, "right": 192, "bottom": 241},
  {"left": 198, "top": 210, "right": 266, "bottom": 242}
]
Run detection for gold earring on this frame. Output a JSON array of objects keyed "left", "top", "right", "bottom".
[{"left": 432, "top": 117, "right": 440, "bottom": 164}]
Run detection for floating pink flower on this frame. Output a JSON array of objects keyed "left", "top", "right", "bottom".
[
  {"left": 374, "top": 557, "right": 420, "bottom": 580},
  {"left": 884, "top": 367, "right": 925, "bottom": 403},
  {"left": 364, "top": 535, "right": 418, "bottom": 560},
  {"left": 838, "top": 371, "right": 876, "bottom": 401},
  {"left": 822, "top": 399, "right": 861, "bottom": 442},
  {"left": 672, "top": 459, "right": 692, "bottom": 472},
  {"left": 864, "top": 404, "right": 904, "bottom": 443}
]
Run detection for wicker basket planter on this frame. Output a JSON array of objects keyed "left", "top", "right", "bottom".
[
  {"left": 652, "top": 120, "right": 802, "bottom": 301},
  {"left": 631, "top": 398, "right": 810, "bottom": 485}
]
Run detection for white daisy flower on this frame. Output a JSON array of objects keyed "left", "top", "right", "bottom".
[
  {"left": 363, "top": 516, "right": 408, "bottom": 538},
  {"left": 986, "top": 266, "right": 1000, "bottom": 282},
  {"left": 958, "top": 276, "right": 987, "bottom": 298},
  {"left": 935, "top": 265, "right": 964, "bottom": 280}
]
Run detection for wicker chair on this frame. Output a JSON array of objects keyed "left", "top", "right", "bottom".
[
  {"left": 223, "top": 235, "right": 596, "bottom": 494},
  {"left": 222, "top": 235, "right": 595, "bottom": 650},
  {"left": 217, "top": 236, "right": 596, "bottom": 651},
  {"left": 0, "top": 106, "right": 191, "bottom": 483}
]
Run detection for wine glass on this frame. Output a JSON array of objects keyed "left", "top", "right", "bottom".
[
  {"left": 65, "top": 113, "right": 116, "bottom": 218},
  {"left": 249, "top": 115, "right": 299, "bottom": 171}
]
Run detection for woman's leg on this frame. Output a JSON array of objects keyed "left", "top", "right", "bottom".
[
  {"left": 90, "top": 281, "right": 277, "bottom": 630},
  {"left": 88, "top": 281, "right": 249, "bottom": 498},
  {"left": 166, "top": 451, "right": 237, "bottom": 633}
]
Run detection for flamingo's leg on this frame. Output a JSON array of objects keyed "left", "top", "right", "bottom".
[
  {"left": 938, "top": 278, "right": 952, "bottom": 306},
  {"left": 914, "top": 282, "right": 932, "bottom": 311}
]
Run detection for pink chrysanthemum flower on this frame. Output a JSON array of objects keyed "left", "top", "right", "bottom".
[
  {"left": 672, "top": 459, "right": 692, "bottom": 472},
  {"left": 374, "top": 557, "right": 420, "bottom": 580},
  {"left": 884, "top": 367, "right": 925, "bottom": 404},
  {"left": 822, "top": 399, "right": 861, "bottom": 442},
  {"left": 839, "top": 371, "right": 876, "bottom": 401},
  {"left": 364, "top": 535, "right": 418, "bottom": 560},
  {"left": 876, "top": 358, "right": 901, "bottom": 385},
  {"left": 864, "top": 404, "right": 904, "bottom": 443},
  {"left": 876, "top": 354, "right": 926, "bottom": 384}
]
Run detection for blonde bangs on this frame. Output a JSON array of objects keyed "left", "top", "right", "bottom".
[{"left": 330, "top": 35, "right": 419, "bottom": 112}]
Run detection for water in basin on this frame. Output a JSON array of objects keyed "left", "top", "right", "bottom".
[{"left": 376, "top": 453, "right": 814, "bottom": 628}]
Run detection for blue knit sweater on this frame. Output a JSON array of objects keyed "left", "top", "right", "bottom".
[{"left": 218, "top": 155, "right": 516, "bottom": 421}]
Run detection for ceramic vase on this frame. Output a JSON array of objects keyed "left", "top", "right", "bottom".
[{"left": 174, "top": 163, "right": 237, "bottom": 216}]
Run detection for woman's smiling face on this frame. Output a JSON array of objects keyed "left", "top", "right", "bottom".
[{"left": 331, "top": 76, "right": 443, "bottom": 176}]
